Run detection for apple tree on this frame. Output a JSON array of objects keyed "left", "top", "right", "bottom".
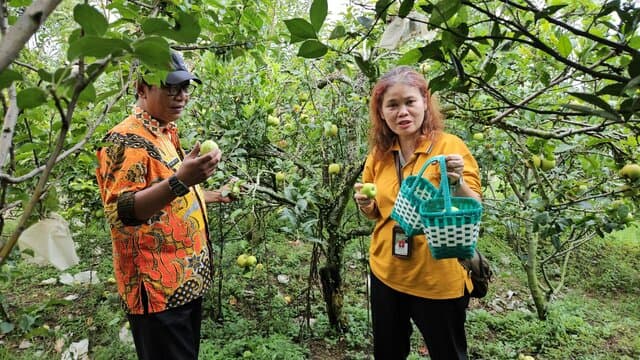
[{"left": 286, "top": 0, "right": 640, "bottom": 320}]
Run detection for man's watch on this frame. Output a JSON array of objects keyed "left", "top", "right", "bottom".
[{"left": 169, "top": 175, "right": 190, "bottom": 197}]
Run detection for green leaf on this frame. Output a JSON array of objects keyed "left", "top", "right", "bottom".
[
  {"left": 297, "top": 40, "right": 328, "bottom": 58},
  {"left": 142, "top": 18, "right": 172, "bottom": 36},
  {"left": 398, "top": 0, "right": 415, "bottom": 18},
  {"left": 568, "top": 92, "right": 614, "bottom": 113},
  {"left": 0, "top": 321, "right": 14, "bottom": 334},
  {"left": 597, "top": 83, "right": 624, "bottom": 96},
  {"left": 397, "top": 49, "right": 422, "bottom": 65},
  {"left": 628, "top": 54, "right": 640, "bottom": 78},
  {"left": 141, "top": 12, "right": 201, "bottom": 43},
  {"left": 483, "top": 62, "right": 497, "bottom": 82},
  {"left": 0, "top": 69, "right": 23, "bottom": 90},
  {"left": 172, "top": 12, "right": 201, "bottom": 43},
  {"left": 78, "top": 83, "right": 96, "bottom": 103},
  {"left": 535, "top": 4, "right": 567, "bottom": 21},
  {"left": 329, "top": 25, "right": 346, "bottom": 40},
  {"left": 309, "top": 0, "right": 327, "bottom": 32},
  {"left": 354, "top": 54, "right": 377, "bottom": 80},
  {"left": 623, "top": 74, "right": 640, "bottom": 92},
  {"left": 418, "top": 41, "right": 445, "bottom": 62},
  {"left": 429, "top": 0, "right": 461, "bottom": 27},
  {"left": 557, "top": 35, "right": 572, "bottom": 57},
  {"left": 67, "top": 36, "right": 131, "bottom": 61},
  {"left": 375, "top": 0, "right": 393, "bottom": 17},
  {"left": 73, "top": 4, "right": 108, "bottom": 36},
  {"left": 284, "top": 18, "right": 317, "bottom": 43},
  {"left": 132, "top": 37, "right": 171, "bottom": 69},
  {"left": 17, "top": 87, "right": 48, "bottom": 109},
  {"left": 563, "top": 104, "right": 619, "bottom": 121}
]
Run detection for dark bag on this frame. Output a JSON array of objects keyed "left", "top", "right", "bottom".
[{"left": 459, "top": 249, "right": 492, "bottom": 298}]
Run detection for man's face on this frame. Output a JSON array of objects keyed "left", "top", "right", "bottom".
[{"left": 138, "top": 81, "right": 191, "bottom": 124}]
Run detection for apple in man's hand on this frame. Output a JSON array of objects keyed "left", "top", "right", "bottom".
[
  {"left": 200, "top": 140, "right": 219, "bottom": 154},
  {"left": 361, "top": 183, "right": 377, "bottom": 199}
]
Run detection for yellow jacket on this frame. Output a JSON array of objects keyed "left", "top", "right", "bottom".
[{"left": 363, "top": 133, "right": 481, "bottom": 299}]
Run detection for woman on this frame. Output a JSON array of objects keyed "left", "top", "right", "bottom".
[{"left": 353, "top": 66, "right": 482, "bottom": 359}]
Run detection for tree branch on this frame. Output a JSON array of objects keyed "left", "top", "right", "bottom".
[{"left": 0, "top": 0, "right": 63, "bottom": 73}]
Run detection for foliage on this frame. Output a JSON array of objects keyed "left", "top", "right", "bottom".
[{"left": 285, "top": 0, "right": 640, "bottom": 319}]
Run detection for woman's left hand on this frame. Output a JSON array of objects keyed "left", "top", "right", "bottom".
[{"left": 445, "top": 154, "right": 465, "bottom": 185}]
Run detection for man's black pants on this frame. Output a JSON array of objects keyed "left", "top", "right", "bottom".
[
  {"left": 127, "top": 297, "right": 203, "bottom": 360},
  {"left": 370, "top": 273, "right": 469, "bottom": 360}
]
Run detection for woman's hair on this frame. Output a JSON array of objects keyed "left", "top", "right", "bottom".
[{"left": 368, "top": 66, "right": 444, "bottom": 161}]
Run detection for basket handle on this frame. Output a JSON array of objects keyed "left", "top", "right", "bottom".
[
  {"left": 407, "top": 155, "right": 446, "bottom": 193},
  {"left": 436, "top": 155, "right": 454, "bottom": 212}
]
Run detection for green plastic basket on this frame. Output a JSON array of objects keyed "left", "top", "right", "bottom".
[
  {"left": 390, "top": 156, "right": 442, "bottom": 236},
  {"left": 418, "top": 155, "right": 482, "bottom": 259}
]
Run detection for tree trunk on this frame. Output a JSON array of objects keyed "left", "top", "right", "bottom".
[
  {"left": 525, "top": 232, "right": 548, "bottom": 320},
  {"left": 319, "top": 265, "right": 347, "bottom": 332},
  {"left": 319, "top": 234, "right": 347, "bottom": 332}
]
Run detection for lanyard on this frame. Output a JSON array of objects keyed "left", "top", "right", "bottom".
[{"left": 393, "top": 142, "right": 434, "bottom": 184}]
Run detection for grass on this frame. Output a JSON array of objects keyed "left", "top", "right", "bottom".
[{"left": 0, "top": 223, "right": 639, "bottom": 359}]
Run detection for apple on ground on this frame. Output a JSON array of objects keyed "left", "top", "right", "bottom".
[
  {"left": 200, "top": 140, "right": 219, "bottom": 154},
  {"left": 275, "top": 172, "right": 286, "bottom": 182},
  {"left": 328, "top": 163, "right": 341, "bottom": 175},
  {"left": 361, "top": 183, "right": 377, "bottom": 199},
  {"left": 246, "top": 255, "right": 257, "bottom": 266}
]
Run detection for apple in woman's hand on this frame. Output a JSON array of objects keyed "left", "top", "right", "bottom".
[{"left": 361, "top": 183, "right": 377, "bottom": 199}]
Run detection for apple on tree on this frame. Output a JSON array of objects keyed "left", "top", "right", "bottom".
[
  {"left": 620, "top": 163, "right": 640, "bottom": 180},
  {"left": 328, "top": 163, "right": 341, "bottom": 175},
  {"left": 275, "top": 171, "right": 286, "bottom": 182},
  {"left": 267, "top": 115, "right": 280, "bottom": 126},
  {"left": 472, "top": 132, "right": 484, "bottom": 141}
]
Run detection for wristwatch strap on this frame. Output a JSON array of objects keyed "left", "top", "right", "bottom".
[{"left": 169, "top": 175, "right": 190, "bottom": 197}]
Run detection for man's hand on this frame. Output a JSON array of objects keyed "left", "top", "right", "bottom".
[{"left": 176, "top": 142, "right": 222, "bottom": 187}]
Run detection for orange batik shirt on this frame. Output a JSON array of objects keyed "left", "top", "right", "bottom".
[{"left": 96, "top": 106, "right": 212, "bottom": 315}]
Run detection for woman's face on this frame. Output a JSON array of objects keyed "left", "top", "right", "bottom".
[{"left": 380, "top": 83, "right": 426, "bottom": 139}]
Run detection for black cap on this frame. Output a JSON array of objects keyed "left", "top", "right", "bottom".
[{"left": 165, "top": 51, "right": 202, "bottom": 85}]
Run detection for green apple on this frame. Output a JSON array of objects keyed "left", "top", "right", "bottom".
[
  {"left": 441, "top": 206, "right": 459, "bottom": 212},
  {"left": 246, "top": 255, "right": 257, "bottom": 266},
  {"left": 531, "top": 155, "right": 541, "bottom": 168},
  {"left": 620, "top": 163, "right": 640, "bottom": 180},
  {"left": 275, "top": 171, "right": 286, "bottom": 182},
  {"left": 267, "top": 115, "right": 280, "bottom": 126},
  {"left": 255, "top": 263, "right": 264, "bottom": 271},
  {"left": 472, "top": 132, "right": 484, "bottom": 141},
  {"left": 323, "top": 122, "right": 338, "bottom": 137},
  {"left": 540, "top": 158, "right": 556, "bottom": 172},
  {"left": 361, "top": 183, "right": 377, "bottom": 198},
  {"left": 237, "top": 254, "right": 249, "bottom": 267},
  {"left": 328, "top": 163, "right": 341, "bottom": 175},
  {"left": 200, "top": 140, "right": 219, "bottom": 154}
]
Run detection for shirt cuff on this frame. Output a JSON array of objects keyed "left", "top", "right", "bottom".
[{"left": 117, "top": 191, "right": 144, "bottom": 226}]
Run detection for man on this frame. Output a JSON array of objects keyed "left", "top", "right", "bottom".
[{"left": 96, "top": 51, "right": 231, "bottom": 359}]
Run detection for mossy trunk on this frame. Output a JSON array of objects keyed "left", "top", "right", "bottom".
[
  {"left": 526, "top": 233, "right": 548, "bottom": 320},
  {"left": 319, "top": 235, "right": 347, "bottom": 332}
]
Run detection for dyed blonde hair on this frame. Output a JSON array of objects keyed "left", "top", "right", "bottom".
[{"left": 368, "top": 66, "right": 444, "bottom": 161}]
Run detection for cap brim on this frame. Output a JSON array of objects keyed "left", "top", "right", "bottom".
[{"left": 165, "top": 70, "right": 202, "bottom": 85}]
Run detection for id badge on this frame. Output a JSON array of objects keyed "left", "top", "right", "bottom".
[{"left": 392, "top": 225, "right": 412, "bottom": 259}]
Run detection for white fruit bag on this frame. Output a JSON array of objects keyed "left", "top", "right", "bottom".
[{"left": 17, "top": 213, "right": 79, "bottom": 270}]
